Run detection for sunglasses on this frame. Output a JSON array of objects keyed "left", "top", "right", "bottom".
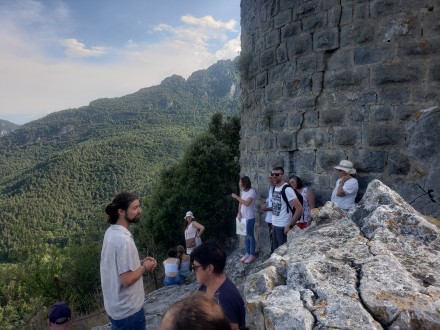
[
  {"left": 270, "top": 173, "right": 281, "bottom": 177},
  {"left": 191, "top": 264, "right": 204, "bottom": 271}
]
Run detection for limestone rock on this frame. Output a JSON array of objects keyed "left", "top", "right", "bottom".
[{"left": 245, "top": 180, "right": 440, "bottom": 329}]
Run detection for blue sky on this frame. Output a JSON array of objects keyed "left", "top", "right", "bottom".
[{"left": 0, "top": 0, "right": 241, "bottom": 124}]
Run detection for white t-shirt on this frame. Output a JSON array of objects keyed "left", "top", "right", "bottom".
[
  {"left": 185, "top": 222, "right": 202, "bottom": 254},
  {"left": 271, "top": 184, "right": 297, "bottom": 227},
  {"left": 331, "top": 177, "right": 359, "bottom": 210},
  {"left": 240, "top": 188, "right": 257, "bottom": 219},
  {"left": 100, "top": 225, "right": 144, "bottom": 320},
  {"left": 265, "top": 187, "right": 273, "bottom": 223}
]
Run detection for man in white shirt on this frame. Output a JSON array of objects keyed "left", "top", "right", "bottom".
[
  {"left": 270, "top": 167, "right": 303, "bottom": 251},
  {"left": 100, "top": 192, "right": 157, "bottom": 330}
]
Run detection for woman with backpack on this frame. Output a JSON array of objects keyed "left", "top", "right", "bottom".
[{"left": 288, "top": 175, "right": 315, "bottom": 229}]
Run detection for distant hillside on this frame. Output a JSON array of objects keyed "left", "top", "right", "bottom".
[
  {"left": 0, "top": 59, "right": 240, "bottom": 261},
  {"left": 0, "top": 119, "right": 20, "bottom": 136}
]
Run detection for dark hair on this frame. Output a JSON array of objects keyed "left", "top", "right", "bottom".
[
  {"left": 272, "top": 166, "right": 284, "bottom": 174},
  {"left": 167, "top": 249, "right": 178, "bottom": 258},
  {"left": 104, "top": 192, "right": 139, "bottom": 224},
  {"left": 288, "top": 175, "right": 304, "bottom": 189},
  {"left": 240, "top": 176, "right": 251, "bottom": 190},
  {"left": 190, "top": 241, "right": 226, "bottom": 274},
  {"left": 161, "top": 292, "right": 230, "bottom": 330}
]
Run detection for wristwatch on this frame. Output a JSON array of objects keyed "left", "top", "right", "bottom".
[{"left": 289, "top": 224, "right": 294, "bottom": 229}]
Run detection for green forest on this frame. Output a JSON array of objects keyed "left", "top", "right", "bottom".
[{"left": 0, "top": 59, "right": 241, "bottom": 329}]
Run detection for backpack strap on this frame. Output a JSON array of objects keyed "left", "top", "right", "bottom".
[{"left": 281, "top": 184, "right": 303, "bottom": 213}]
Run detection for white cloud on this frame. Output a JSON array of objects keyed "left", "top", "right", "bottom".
[
  {"left": 181, "top": 15, "right": 237, "bottom": 31},
  {"left": 0, "top": 6, "right": 241, "bottom": 124},
  {"left": 60, "top": 38, "right": 107, "bottom": 58}
]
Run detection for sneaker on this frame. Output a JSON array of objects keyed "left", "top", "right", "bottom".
[
  {"left": 240, "top": 254, "right": 250, "bottom": 262},
  {"left": 244, "top": 255, "right": 256, "bottom": 264}
]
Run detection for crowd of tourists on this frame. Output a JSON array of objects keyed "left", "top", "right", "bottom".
[{"left": 49, "top": 159, "right": 358, "bottom": 329}]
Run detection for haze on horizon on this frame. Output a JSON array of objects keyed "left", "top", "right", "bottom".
[{"left": 0, "top": 0, "right": 241, "bottom": 125}]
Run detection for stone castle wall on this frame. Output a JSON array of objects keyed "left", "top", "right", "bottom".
[{"left": 239, "top": 0, "right": 440, "bottom": 252}]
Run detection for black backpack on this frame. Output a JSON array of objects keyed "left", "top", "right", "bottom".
[{"left": 281, "top": 184, "right": 303, "bottom": 213}]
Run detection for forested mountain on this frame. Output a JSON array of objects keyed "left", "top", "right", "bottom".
[
  {"left": 0, "top": 120, "right": 20, "bottom": 136},
  {"left": 0, "top": 59, "right": 240, "bottom": 262}
]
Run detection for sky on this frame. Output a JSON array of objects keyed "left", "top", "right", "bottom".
[{"left": 0, "top": 0, "right": 241, "bottom": 124}]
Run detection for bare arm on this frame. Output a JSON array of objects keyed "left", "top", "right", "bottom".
[
  {"left": 336, "top": 175, "right": 351, "bottom": 197},
  {"left": 120, "top": 257, "right": 157, "bottom": 288},
  {"left": 284, "top": 198, "right": 303, "bottom": 234},
  {"left": 192, "top": 221, "right": 205, "bottom": 237},
  {"left": 231, "top": 193, "right": 253, "bottom": 207}
]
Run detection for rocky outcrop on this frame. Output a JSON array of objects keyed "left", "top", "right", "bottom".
[
  {"left": 245, "top": 180, "right": 440, "bottom": 329},
  {"left": 94, "top": 181, "right": 439, "bottom": 329}
]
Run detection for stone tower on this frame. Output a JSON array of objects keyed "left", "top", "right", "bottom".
[{"left": 239, "top": 0, "right": 440, "bottom": 251}]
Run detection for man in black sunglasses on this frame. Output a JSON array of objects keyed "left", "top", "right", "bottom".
[{"left": 270, "top": 167, "right": 303, "bottom": 250}]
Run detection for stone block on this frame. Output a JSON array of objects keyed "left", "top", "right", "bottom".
[
  {"left": 366, "top": 125, "right": 403, "bottom": 147},
  {"left": 284, "top": 77, "right": 311, "bottom": 98},
  {"left": 328, "top": 5, "right": 342, "bottom": 28},
  {"left": 353, "top": 2, "right": 369, "bottom": 20},
  {"left": 295, "top": 0, "right": 323, "bottom": 19},
  {"left": 312, "top": 72, "right": 323, "bottom": 94},
  {"left": 395, "top": 105, "right": 419, "bottom": 122},
  {"left": 271, "top": 114, "right": 288, "bottom": 130},
  {"left": 281, "top": 21, "right": 302, "bottom": 40},
  {"left": 257, "top": 152, "right": 269, "bottom": 170},
  {"left": 322, "top": 0, "right": 341, "bottom": 11},
  {"left": 260, "top": 47, "right": 277, "bottom": 70},
  {"left": 292, "top": 150, "right": 316, "bottom": 174},
  {"left": 265, "top": 81, "right": 284, "bottom": 102},
  {"left": 423, "top": 10, "right": 440, "bottom": 38},
  {"left": 430, "top": 62, "right": 440, "bottom": 82},
  {"left": 316, "top": 150, "right": 345, "bottom": 173},
  {"left": 326, "top": 49, "right": 354, "bottom": 71},
  {"left": 351, "top": 91, "right": 378, "bottom": 107},
  {"left": 371, "top": 63, "right": 423, "bottom": 86},
  {"left": 274, "top": 9, "right": 292, "bottom": 28},
  {"left": 276, "top": 42, "right": 288, "bottom": 63},
  {"left": 410, "top": 86, "right": 440, "bottom": 103},
  {"left": 348, "top": 105, "right": 368, "bottom": 125},
  {"left": 277, "top": 131, "right": 297, "bottom": 150},
  {"left": 286, "top": 33, "right": 313, "bottom": 58},
  {"left": 293, "top": 95, "right": 317, "bottom": 108},
  {"left": 266, "top": 29, "right": 281, "bottom": 49},
  {"left": 319, "top": 107, "right": 345, "bottom": 125},
  {"left": 280, "top": 0, "right": 299, "bottom": 11},
  {"left": 378, "top": 13, "right": 414, "bottom": 43},
  {"left": 255, "top": 36, "right": 265, "bottom": 53},
  {"left": 314, "top": 27, "right": 340, "bottom": 51},
  {"left": 298, "top": 128, "right": 330, "bottom": 148},
  {"left": 256, "top": 71, "right": 268, "bottom": 88},
  {"left": 340, "top": 5, "right": 353, "bottom": 26},
  {"left": 288, "top": 112, "right": 304, "bottom": 130},
  {"left": 377, "top": 86, "right": 410, "bottom": 105},
  {"left": 324, "top": 67, "right": 369, "bottom": 89},
  {"left": 388, "top": 152, "right": 411, "bottom": 175},
  {"left": 297, "top": 54, "right": 318, "bottom": 73},
  {"left": 303, "top": 109, "right": 319, "bottom": 127},
  {"left": 261, "top": 132, "right": 276, "bottom": 150},
  {"left": 332, "top": 127, "right": 361, "bottom": 147},
  {"left": 369, "top": 105, "right": 394, "bottom": 122},
  {"left": 268, "top": 62, "right": 296, "bottom": 83},
  {"left": 370, "top": 0, "right": 401, "bottom": 18},
  {"left": 302, "top": 13, "right": 328, "bottom": 32},
  {"left": 357, "top": 150, "right": 387, "bottom": 173},
  {"left": 399, "top": 37, "right": 440, "bottom": 58},
  {"left": 249, "top": 135, "right": 260, "bottom": 151},
  {"left": 354, "top": 44, "right": 395, "bottom": 65}
]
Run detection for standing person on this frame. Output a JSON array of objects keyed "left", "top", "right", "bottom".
[
  {"left": 288, "top": 175, "right": 316, "bottom": 229},
  {"left": 163, "top": 249, "right": 181, "bottom": 286},
  {"left": 47, "top": 301, "right": 71, "bottom": 330},
  {"left": 190, "top": 241, "right": 246, "bottom": 330},
  {"left": 100, "top": 192, "right": 157, "bottom": 330},
  {"left": 176, "top": 245, "right": 191, "bottom": 283},
  {"left": 231, "top": 176, "right": 257, "bottom": 264},
  {"left": 331, "top": 160, "right": 359, "bottom": 210},
  {"left": 270, "top": 167, "right": 303, "bottom": 251},
  {"left": 261, "top": 173, "right": 275, "bottom": 253},
  {"left": 184, "top": 211, "right": 205, "bottom": 255}
]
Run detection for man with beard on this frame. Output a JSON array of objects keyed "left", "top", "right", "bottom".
[{"left": 100, "top": 192, "right": 157, "bottom": 329}]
